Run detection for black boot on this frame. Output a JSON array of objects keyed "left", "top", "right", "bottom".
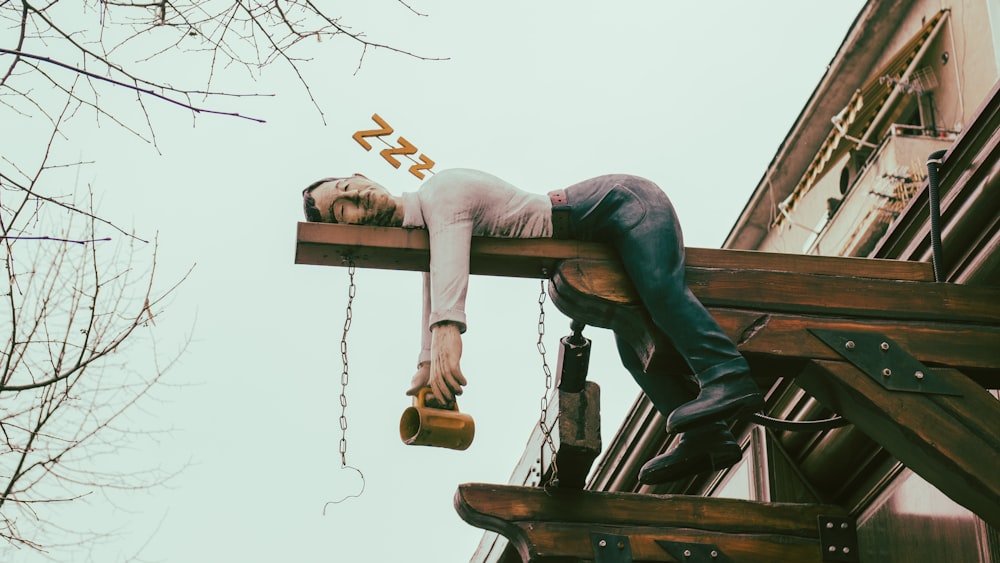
[
  {"left": 639, "top": 421, "right": 742, "bottom": 485},
  {"left": 666, "top": 357, "right": 763, "bottom": 434}
]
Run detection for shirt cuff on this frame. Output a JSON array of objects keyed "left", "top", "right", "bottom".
[{"left": 428, "top": 309, "right": 468, "bottom": 333}]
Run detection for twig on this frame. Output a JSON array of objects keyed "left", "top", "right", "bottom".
[{"left": 0, "top": 48, "right": 269, "bottom": 123}]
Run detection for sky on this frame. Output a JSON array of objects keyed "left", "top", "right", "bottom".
[{"left": 4, "top": 2, "right": 868, "bottom": 561}]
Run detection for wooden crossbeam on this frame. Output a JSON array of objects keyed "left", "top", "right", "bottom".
[
  {"left": 456, "top": 483, "right": 850, "bottom": 562},
  {"left": 296, "top": 223, "right": 936, "bottom": 281},
  {"left": 796, "top": 360, "right": 1000, "bottom": 530}
]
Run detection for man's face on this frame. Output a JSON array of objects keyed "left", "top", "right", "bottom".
[{"left": 310, "top": 174, "right": 395, "bottom": 224}]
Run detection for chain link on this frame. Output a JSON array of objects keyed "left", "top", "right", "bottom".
[
  {"left": 536, "top": 277, "right": 559, "bottom": 487},
  {"left": 338, "top": 259, "right": 356, "bottom": 467}
]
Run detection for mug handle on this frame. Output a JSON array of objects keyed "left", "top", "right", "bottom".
[{"left": 414, "top": 386, "right": 461, "bottom": 412}]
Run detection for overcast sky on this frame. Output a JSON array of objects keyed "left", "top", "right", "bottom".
[{"left": 6, "top": 2, "right": 867, "bottom": 561}]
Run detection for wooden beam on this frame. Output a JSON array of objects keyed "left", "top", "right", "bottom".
[
  {"left": 714, "top": 309, "right": 1000, "bottom": 374},
  {"left": 549, "top": 260, "right": 1000, "bottom": 384},
  {"left": 294, "top": 223, "right": 999, "bottom": 327},
  {"left": 295, "top": 223, "right": 935, "bottom": 280},
  {"left": 456, "top": 483, "right": 850, "bottom": 562},
  {"left": 795, "top": 360, "right": 1000, "bottom": 529},
  {"left": 552, "top": 258, "right": 1000, "bottom": 326}
]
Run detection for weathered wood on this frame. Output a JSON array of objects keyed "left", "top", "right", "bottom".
[
  {"left": 549, "top": 260, "right": 1000, "bottom": 384},
  {"left": 552, "top": 258, "right": 1000, "bottom": 326},
  {"left": 295, "top": 223, "right": 936, "bottom": 280},
  {"left": 796, "top": 360, "right": 1000, "bottom": 529},
  {"left": 714, "top": 309, "right": 1000, "bottom": 373},
  {"left": 554, "top": 382, "right": 602, "bottom": 489},
  {"left": 456, "top": 483, "right": 849, "bottom": 563}
]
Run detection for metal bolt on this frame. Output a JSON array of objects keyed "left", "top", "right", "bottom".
[
  {"left": 829, "top": 546, "right": 837, "bottom": 553},
  {"left": 880, "top": 341, "right": 890, "bottom": 351},
  {"left": 826, "top": 522, "right": 834, "bottom": 529},
  {"left": 845, "top": 340, "right": 856, "bottom": 350},
  {"left": 841, "top": 522, "right": 849, "bottom": 529},
  {"left": 843, "top": 547, "right": 851, "bottom": 554},
  {"left": 684, "top": 549, "right": 692, "bottom": 557},
  {"left": 882, "top": 368, "right": 892, "bottom": 377},
  {"left": 711, "top": 550, "right": 719, "bottom": 558},
  {"left": 915, "top": 370, "right": 925, "bottom": 380},
  {"left": 617, "top": 541, "right": 625, "bottom": 550},
  {"left": 599, "top": 539, "right": 607, "bottom": 548}
]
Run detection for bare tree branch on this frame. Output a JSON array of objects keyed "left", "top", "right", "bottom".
[{"left": 0, "top": 48, "right": 269, "bottom": 122}]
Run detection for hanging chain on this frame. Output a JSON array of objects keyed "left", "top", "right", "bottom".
[
  {"left": 338, "top": 259, "right": 357, "bottom": 467},
  {"left": 323, "top": 258, "right": 366, "bottom": 512},
  {"left": 536, "top": 276, "right": 559, "bottom": 487}
]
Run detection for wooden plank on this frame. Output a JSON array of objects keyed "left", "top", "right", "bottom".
[
  {"left": 456, "top": 483, "right": 843, "bottom": 533},
  {"left": 553, "top": 258, "right": 1000, "bottom": 326},
  {"left": 713, "top": 309, "right": 1000, "bottom": 373},
  {"left": 796, "top": 360, "right": 1000, "bottom": 529},
  {"left": 455, "top": 483, "right": 848, "bottom": 563},
  {"left": 295, "top": 223, "right": 935, "bottom": 280},
  {"left": 517, "top": 522, "right": 826, "bottom": 562},
  {"left": 553, "top": 382, "right": 602, "bottom": 489},
  {"left": 549, "top": 260, "right": 1000, "bottom": 383}
]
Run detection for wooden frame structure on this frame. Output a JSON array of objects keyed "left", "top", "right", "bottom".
[{"left": 295, "top": 222, "right": 1000, "bottom": 561}]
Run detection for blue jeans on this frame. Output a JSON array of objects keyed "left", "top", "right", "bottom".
[{"left": 556, "top": 175, "right": 750, "bottom": 417}]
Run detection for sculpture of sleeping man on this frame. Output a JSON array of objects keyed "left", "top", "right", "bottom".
[{"left": 302, "top": 168, "right": 763, "bottom": 484}]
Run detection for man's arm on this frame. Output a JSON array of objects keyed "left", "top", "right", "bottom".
[{"left": 428, "top": 321, "right": 467, "bottom": 403}]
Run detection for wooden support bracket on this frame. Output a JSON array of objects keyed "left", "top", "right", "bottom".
[
  {"left": 796, "top": 359, "right": 1000, "bottom": 529},
  {"left": 455, "top": 483, "right": 850, "bottom": 562}
]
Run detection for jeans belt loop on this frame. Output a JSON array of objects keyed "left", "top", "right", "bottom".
[{"left": 548, "top": 189, "right": 570, "bottom": 239}]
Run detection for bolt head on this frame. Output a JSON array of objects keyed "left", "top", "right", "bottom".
[
  {"left": 845, "top": 340, "right": 856, "bottom": 349},
  {"left": 826, "top": 522, "right": 834, "bottom": 529},
  {"left": 841, "top": 522, "right": 849, "bottom": 529},
  {"left": 843, "top": 547, "right": 851, "bottom": 554},
  {"left": 915, "top": 370, "right": 925, "bottom": 380},
  {"left": 829, "top": 545, "right": 837, "bottom": 552},
  {"left": 711, "top": 550, "right": 719, "bottom": 558},
  {"left": 684, "top": 549, "right": 692, "bottom": 557},
  {"left": 880, "top": 341, "right": 890, "bottom": 351},
  {"left": 599, "top": 539, "right": 607, "bottom": 548},
  {"left": 882, "top": 368, "right": 892, "bottom": 377}
]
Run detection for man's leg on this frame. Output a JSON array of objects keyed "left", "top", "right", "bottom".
[
  {"left": 614, "top": 335, "right": 742, "bottom": 484},
  {"left": 562, "top": 175, "right": 763, "bottom": 432}
]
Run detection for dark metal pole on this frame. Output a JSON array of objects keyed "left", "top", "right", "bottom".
[{"left": 926, "top": 149, "right": 948, "bottom": 282}]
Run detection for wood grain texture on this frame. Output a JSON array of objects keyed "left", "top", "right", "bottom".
[
  {"left": 295, "top": 223, "right": 935, "bottom": 280},
  {"left": 796, "top": 360, "right": 1000, "bottom": 529},
  {"left": 455, "top": 483, "right": 848, "bottom": 562}
]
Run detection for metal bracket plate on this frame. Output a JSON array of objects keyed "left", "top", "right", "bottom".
[
  {"left": 810, "top": 329, "right": 962, "bottom": 396},
  {"left": 655, "top": 540, "right": 731, "bottom": 563},
  {"left": 592, "top": 533, "right": 632, "bottom": 563},
  {"left": 818, "top": 515, "right": 860, "bottom": 562}
]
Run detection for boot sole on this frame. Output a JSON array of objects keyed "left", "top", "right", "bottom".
[
  {"left": 639, "top": 444, "right": 743, "bottom": 484},
  {"left": 665, "top": 392, "right": 763, "bottom": 434}
]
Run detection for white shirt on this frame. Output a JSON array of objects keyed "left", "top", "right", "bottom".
[{"left": 402, "top": 168, "right": 553, "bottom": 364}]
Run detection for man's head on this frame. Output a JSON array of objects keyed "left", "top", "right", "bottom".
[{"left": 301, "top": 174, "right": 402, "bottom": 226}]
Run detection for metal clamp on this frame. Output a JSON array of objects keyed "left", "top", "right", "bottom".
[
  {"left": 810, "top": 329, "right": 962, "bottom": 396},
  {"left": 655, "top": 540, "right": 731, "bottom": 563},
  {"left": 818, "top": 515, "right": 860, "bottom": 562},
  {"left": 592, "top": 533, "right": 632, "bottom": 563}
]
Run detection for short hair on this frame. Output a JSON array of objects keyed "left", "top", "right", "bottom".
[{"left": 302, "top": 178, "right": 336, "bottom": 223}]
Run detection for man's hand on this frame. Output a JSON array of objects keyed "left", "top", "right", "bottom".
[{"left": 428, "top": 322, "right": 467, "bottom": 404}]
